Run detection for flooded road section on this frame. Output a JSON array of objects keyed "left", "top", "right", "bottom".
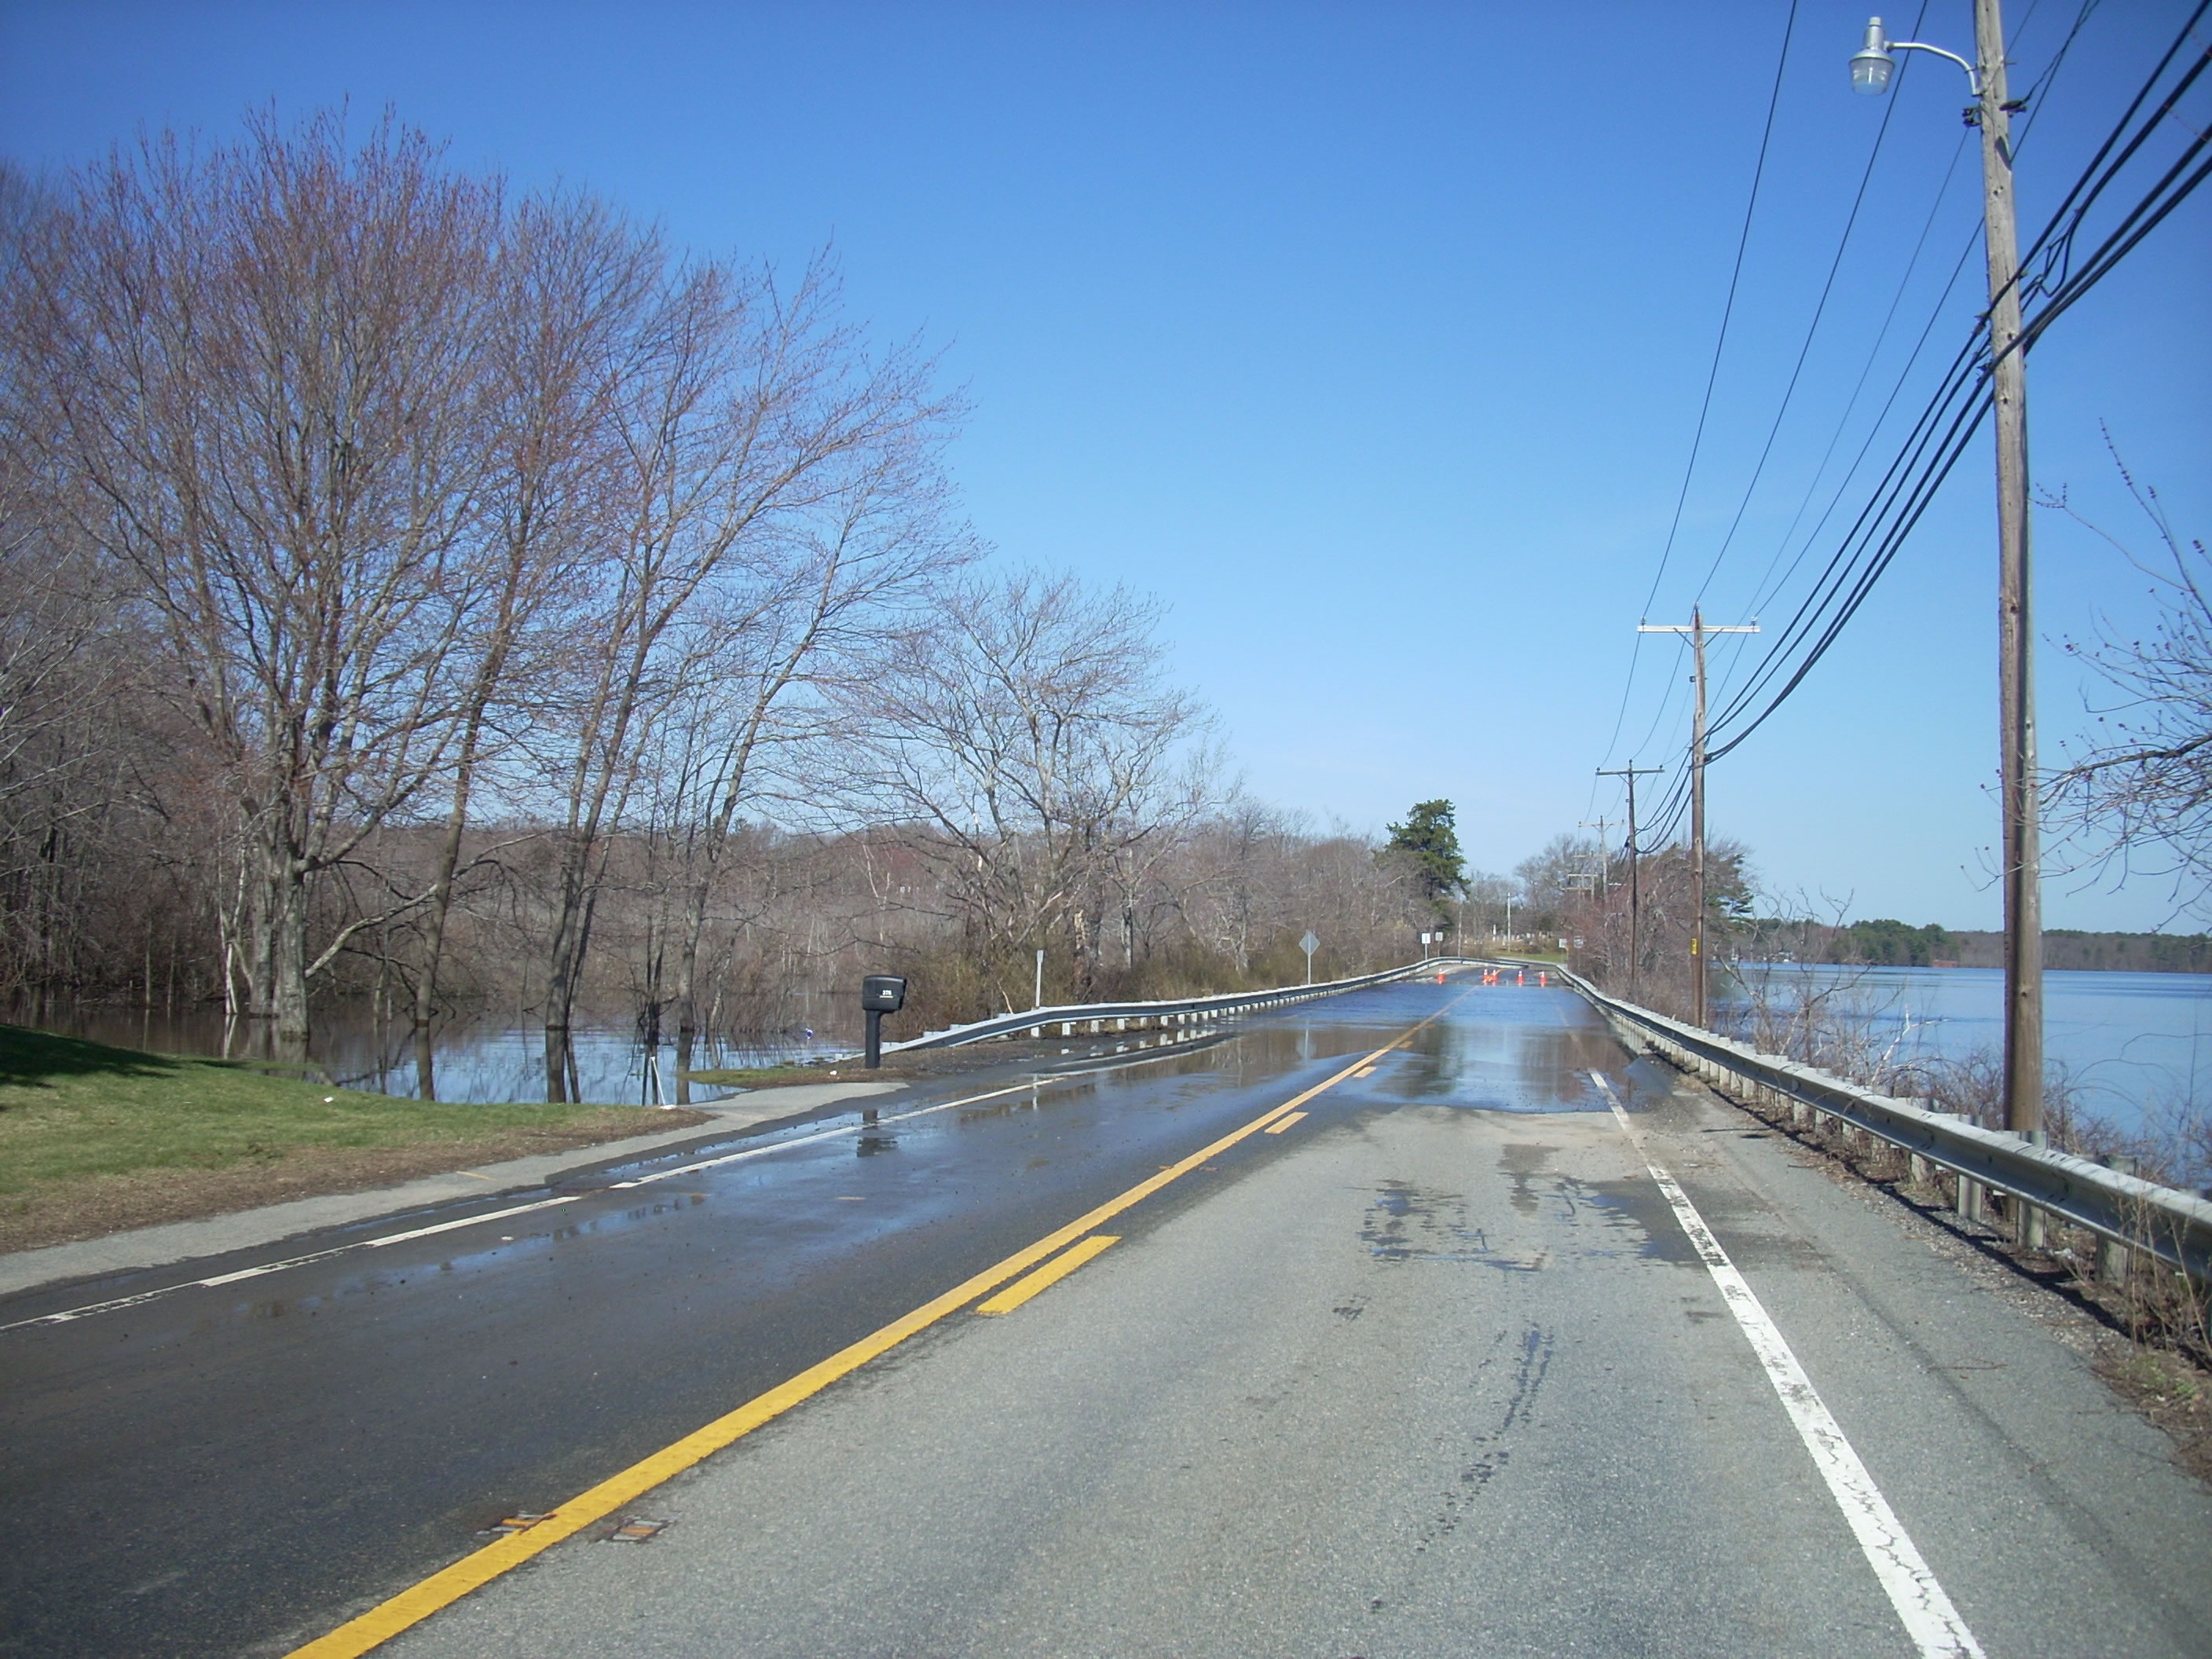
[
  {"left": 12, "top": 976, "right": 2208, "bottom": 1658},
  {"left": 1, "top": 976, "right": 1604, "bottom": 1657},
  {"left": 363, "top": 977, "right": 2204, "bottom": 1659}
]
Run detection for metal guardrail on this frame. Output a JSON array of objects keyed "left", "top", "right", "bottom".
[
  {"left": 1553, "top": 965, "right": 2212, "bottom": 1283},
  {"left": 883, "top": 957, "right": 1462, "bottom": 1056}
]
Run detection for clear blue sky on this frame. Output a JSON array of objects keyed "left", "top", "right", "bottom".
[{"left": 4, "top": 1, "right": 2206, "bottom": 929}]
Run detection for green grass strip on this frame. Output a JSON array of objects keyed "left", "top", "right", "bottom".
[{"left": 0, "top": 1023, "right": 667, "bottom": 1196}]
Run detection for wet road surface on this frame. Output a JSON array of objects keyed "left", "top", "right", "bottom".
[{"left": 5, "top": 978, "right": 2210, "bottom": 1657}]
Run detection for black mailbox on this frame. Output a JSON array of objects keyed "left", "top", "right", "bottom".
[{"left": 859, "top": 976, "right": 906, "bottom": 1070}]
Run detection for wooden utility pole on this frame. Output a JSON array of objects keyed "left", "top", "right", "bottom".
[
  {"left": 1577, "top": 816, "right": 1613, "bottom": 961},
  {"left": 1577, "top": 819, "right": 1613, "bottom": 888},
  {"left": 1641, "top": 610, "right": 1757, "bottom": 1027},
  {"left": 1598, "top": 762, "right": 1664, "bottom": 1002},
  {"left": 1972, "top": 0, "right": 2043, "bottom": 1137}
]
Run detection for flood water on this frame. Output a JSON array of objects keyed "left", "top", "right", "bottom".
[
  {"left": 1723, "top": 962, "right": 2212, "bottom": 1136},
  {"left": 3, "top": 1000, "right": 838, "bottom": 1106}
]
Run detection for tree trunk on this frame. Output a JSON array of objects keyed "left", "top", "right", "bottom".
[
  {"left": 410, "top": 707, "right": 491, "bottom": 1099},
  {"left": 266, "top": 851, "right": 311, "bottom": 1055},
  {"left": 544, "top": 841, "right": 591, "bottom": 1032},
  {"left": 674, "top": 866, "right": 710, "bottom": 1104}
]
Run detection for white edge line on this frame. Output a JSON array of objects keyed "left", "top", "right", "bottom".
[
  {"left": 1589, "top": 1071, "right": 1984, "bottom": 1659},
  {"left": 2, "top": 1078, "right": 1060, "bottom": 1335}
]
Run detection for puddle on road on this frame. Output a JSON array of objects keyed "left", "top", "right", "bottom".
[
  {"left": 1498, "top": 1142, "right": 1558, "bottom": 1217},
  {"left": 1393, "top": 995, "right": 1622, "bottom": 1113},
  {"left": 1238, "top": 985, "right": 1640, "bottom": 1116}
]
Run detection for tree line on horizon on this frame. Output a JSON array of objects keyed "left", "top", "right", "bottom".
[{"left": 1746, "top": 917, "right": 2212, "bottom": 974}]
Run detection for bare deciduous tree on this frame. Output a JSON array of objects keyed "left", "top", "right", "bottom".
[
  {"left": 529, "top": 254, "right": 963, "bottom": 1095},
  {"left": 2045, "top": 450, "right": 2212, "bottom": 916},
  {"left": 842, "top": 569, "right": 1212, "bottom": 1012},
  {"left": 6, "top": 112, "right": 504, "bottom": 1043},
  {"left": 654, "top": 354, "right": 974, "bottom": 1072},
  {"left": 400, "top": 191, "right": 662, "bottom": 1096}
]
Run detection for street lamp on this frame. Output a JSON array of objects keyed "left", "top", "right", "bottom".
[
  {"left": 1849, "top": 6, "right": 2045, "bottom": 1148},
  {"left": 1850, "top": 17, "right": 1980, "bottom": 97}
]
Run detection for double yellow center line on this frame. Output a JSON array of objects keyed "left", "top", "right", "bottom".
[{"left": 287, "top": 996, "right": 1462, "bottom": 1658}]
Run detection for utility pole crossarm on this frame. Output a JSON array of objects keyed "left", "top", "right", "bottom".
[{"left": 1578, "top": 819, "right": 1613, "bottom": 888}]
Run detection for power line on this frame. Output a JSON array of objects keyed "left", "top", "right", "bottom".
[
  {"left": 1715, "top": 0, "right": 2093, "bottom": 703},
  {"left": 1687, "top": 6, "right": 2211, "bottom": 764},
  {"left": 1689, "top": 0, "right": 1931, "bottom": 609},
  {"left": 1704, "top": 332, "right": 1989, "bottom": 745},
  {"left": 1737, "top": 137, "right": 1977, "bottom": 626},
  {"left": 1595, "top": 0, "right": 1802, "bottom": 771},
  {"left": 1636, "top": 0, "right": 1804, "bottom": 620}
]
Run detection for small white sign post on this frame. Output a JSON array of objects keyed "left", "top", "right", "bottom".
[{"left": 1300, "top": 930, "right": 1320, "bottom": 985}]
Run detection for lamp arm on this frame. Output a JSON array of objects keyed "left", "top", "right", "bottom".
[{"left": 1887, "top": 38, "right": 1983, "bottom": 96}]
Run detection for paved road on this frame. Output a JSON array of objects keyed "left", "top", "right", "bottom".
[{"left": 5, "top": 978, "right": 2210, "bottom": 1657}]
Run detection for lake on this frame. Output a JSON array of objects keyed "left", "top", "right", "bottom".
[
  {"left": 1723, "top": 963, "right": 2212, "bottom": 1137},
  {"left": 3, "top": 1000, "right": 838, "bottom": 1106},
  {"left": 24, "top": 966, "right": 2212, "bottom": 1124}
]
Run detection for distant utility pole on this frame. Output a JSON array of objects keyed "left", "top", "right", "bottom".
[
  {"left": 1576, "top": 816, "right": 1613, "bottom": 954},
  {"left": 1597, "top": 762, "right": 1664, "bottom": 1002},
  {"left": 1639, "top": 609, "right": 1758, "bottom": 1027},
  {"left": 1577, "top": 818, "right": 1613, "bottom": 888}
]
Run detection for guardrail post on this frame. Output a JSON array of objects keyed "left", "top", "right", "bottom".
[
  {"left": 2097, "top": 1155, "right": 2137, "bottom": 1284},
  {"left": 2020, "top": 1129, "right": 2049, "bottom": 1249},
  {"left": 1938, "top": 1113, "right": 1984, "bottom": 1223},
  {"left": 1903, "top": 1099, "right": 1931, "bottom": 1184}
]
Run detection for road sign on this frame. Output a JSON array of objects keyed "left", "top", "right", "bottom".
[{"left": 1299, "top": 931, "right": 1320, "bottom": 955}]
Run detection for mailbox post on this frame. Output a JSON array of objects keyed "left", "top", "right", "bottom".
[{"left": 860, "top": 975, "right": 906, "bottom": 1069}]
